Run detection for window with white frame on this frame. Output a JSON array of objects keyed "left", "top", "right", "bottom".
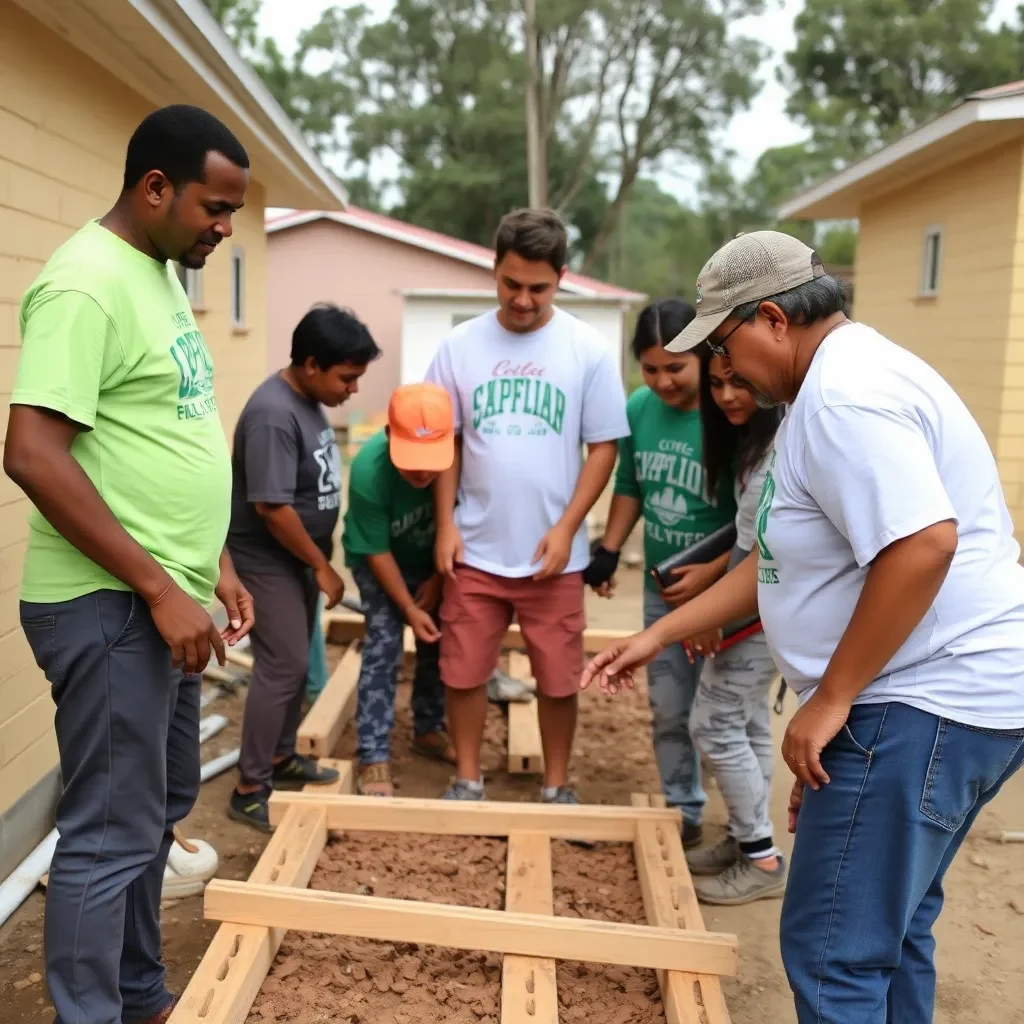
[
  {"left": 920, "top": 226, "right": 942, "bottom": 297},
  {"left": 230, "top": 247, "right": 246, "bottom": 328},
  {"left": 174, "top": 264, "right": 204, "bottom": 309}
]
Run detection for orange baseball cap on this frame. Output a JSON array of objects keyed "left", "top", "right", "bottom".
[{"left": 387, "top": 382, "right": 455, "bottom": 472}]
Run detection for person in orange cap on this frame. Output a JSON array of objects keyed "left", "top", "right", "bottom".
[{"left": 342, "top": 382, "right": 457, "bottom": 795}]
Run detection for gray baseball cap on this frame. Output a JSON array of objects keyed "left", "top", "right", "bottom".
[{"left": 666, "top": 230, "right": 825, "bottom": 353}]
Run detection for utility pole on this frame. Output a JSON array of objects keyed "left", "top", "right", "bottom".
[{"left": 523, "top": 0, "right": 545, "bottom": 208}]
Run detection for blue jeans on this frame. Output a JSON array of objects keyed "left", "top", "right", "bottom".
[
  {"left": 642, "top": 588, "right": 706, "bottom": 825},
  {"left": 352, "top": 563, "right": 446, "bottom": 765},
  {"left": 781, "top": 700, "right": 1024, "bottom": 1023}
]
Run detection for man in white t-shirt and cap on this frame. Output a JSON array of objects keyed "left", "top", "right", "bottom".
[
  {"left": 579, "top": 229, "right": 1024, "bottom": 1023},
  {"left": 426, "top": 207, "right": 629, "bottom": 804}
]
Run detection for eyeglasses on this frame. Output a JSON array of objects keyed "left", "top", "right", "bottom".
[{"left": 706, "top": 314, "right": 752, "bottom": 357}]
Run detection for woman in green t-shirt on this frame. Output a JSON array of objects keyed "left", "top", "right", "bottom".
[{"left": 585, "top": 299, "right": 736, "bottom": 849}]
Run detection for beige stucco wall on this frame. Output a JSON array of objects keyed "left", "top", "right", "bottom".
[
  {"left": 0, "top": 3, "right": 268, "bottom": 816},
  {"left": 853, "top": 136, "right": 1024, "bottom": 545},
  {"left": 266, "top": 220, "right": 496, "bottom": 426}
]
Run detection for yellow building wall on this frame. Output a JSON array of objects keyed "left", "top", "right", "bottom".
[
  {"left": 853, "top": 138, "right": 1024, "bottom": 545},
  {"left": 0, "top": 4, "right": 268, "bottom": 816}
]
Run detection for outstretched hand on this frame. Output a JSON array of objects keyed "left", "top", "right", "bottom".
[{"left": 580, "top": 629, "right": 664, "bottom": 695}]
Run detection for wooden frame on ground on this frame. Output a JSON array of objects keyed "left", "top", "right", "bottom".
[{"left": 173, "top": 780, "right": 736, "bottom": 1024}]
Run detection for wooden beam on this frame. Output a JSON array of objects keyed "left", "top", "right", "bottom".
[
  {"left": 506, "top": 652, "right": 543, "bottom": 775},
  {"left": 203, "top": 880, "right": 739, "bottom": 975},
  {"left": 268, "top": 791, "right": 681, "bottom": 842},
  {"left": 296, "top": 645, "right": 360, "bottom": 758},
  {"left": 501, "top": 833, "right": 558, "bottom": 1023},
  {"left": 169, "top": 759, "right": 353, "bottom": 1024},
  {"left": 225, "top": 650, "right": 254, "bottom": 672},
  {"left": 632, "top": 793, "right": 732, "bottom": 1024},
  {"left": 323, "top": 610, "right": 632, "bottom": 654}
]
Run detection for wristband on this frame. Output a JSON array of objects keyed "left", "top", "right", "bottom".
[{"left": 583, "top": 545, "right": 620, "bottom": 587}]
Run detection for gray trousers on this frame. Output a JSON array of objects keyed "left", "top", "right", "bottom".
[
  {"left": 20, "top": 590, "right": 200, "bottom": 1024},
  {"left": 236, "top": 564, "right": 319, "bottom": 788},
  {"left": 689, "top": 630, "right": 776, "bottom": 846}
]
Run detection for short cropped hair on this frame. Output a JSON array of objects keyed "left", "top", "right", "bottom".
[
  {"left": 493, "top": 208, "right": 568, "bottom": 274},
  {"left": 123, "top": 104, "right": 250, "bottom": 191},
  {"left": 290, "top": 304, "right": 382, "bottom": 370},
  {"left": 730, "top": 274, "right": 850, "bottom": 326}
]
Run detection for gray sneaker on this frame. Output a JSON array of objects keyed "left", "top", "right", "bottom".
[
  {"left": 442, "top": 779, "right": 486, "bottom": 801},
  {"left": 541, "top": 785, "right": 581, "bottom": 804},
  {"left": 693, "top": 854, "right": 787, "bottom": 906},
  {"left": 686, "top": 835, "right": 740, "bottom": 876}
]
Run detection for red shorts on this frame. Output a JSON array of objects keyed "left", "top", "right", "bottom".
[{"left": 439, "top": 565, "right": 585, "bottom": 699}]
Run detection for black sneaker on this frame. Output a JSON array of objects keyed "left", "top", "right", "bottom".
[
  {"left": 228, "top": 787, "right": 273, "bottom": 833},
  {"left": 271, "top": 753, "right": 341, "bottom": 788},
  {"left": 682, "top": 820, "right": 704, "bottom": 850}
]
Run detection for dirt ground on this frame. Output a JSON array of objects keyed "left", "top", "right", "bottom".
[{"left": 1, "top": 562, "right": 1023, "bottom": 1022}]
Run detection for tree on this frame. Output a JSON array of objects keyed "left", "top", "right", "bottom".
[{"left": 782, "top": 0, "right": 1024, "bottom": 158}]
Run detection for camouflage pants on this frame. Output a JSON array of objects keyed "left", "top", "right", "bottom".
[
  {"left": 689, "top": 631, "right": 777, "bottom": 845},
  {"left": 351, "top": 564, "right": 445, "bottom": 766}
]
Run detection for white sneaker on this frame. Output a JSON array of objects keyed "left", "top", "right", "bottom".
[{"left": 162, "top": 838, "right": 219, "bottom": 899}]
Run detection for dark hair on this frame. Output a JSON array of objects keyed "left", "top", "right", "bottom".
[
  {"left": 730, "top": 272, "right": 850, "bottom": 326},
  {"left": 290, "top": 304, "right": 382, "bottom": 370},
  {"left": 123, "top": 105, "right": 250, "bottom": 191},
  {"left": 698, "top": 342, "right": 784, "bottom": 498},
  {"left": 630, "top": 298, "right": 697, "bottom": 362},
  {"left": 493, "top": 208, "right": 568, "bottom": 273}
]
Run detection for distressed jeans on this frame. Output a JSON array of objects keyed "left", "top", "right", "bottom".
[
  {"left": 642, "top": 587, "right": 706, "bottom": 825},
  {"left": 352, "top": 564, "right": 446, "bottom": 765},
  {"left": 689, "top": 630, "right": 776, "bottom": 846},
  {"left": 781, "top": 700, "right": 1024, "bottom": 1024},
  {"left": 20, "top": 590, "right": 200, "bottom": 1024}
]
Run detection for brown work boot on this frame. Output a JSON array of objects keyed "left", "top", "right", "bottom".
[
  {"left": 411, "top": 729, "right": 456, "bottom": 764},
  {"left": 123, "top": 996, "right": 177, "bottom": 1024},
  {"left": 357, "top": 761, "right": 394, "bottom": 797}
]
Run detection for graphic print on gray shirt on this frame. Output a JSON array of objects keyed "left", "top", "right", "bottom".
[{"left": 227, "top": 372, "right": 342, "bottom": 574}]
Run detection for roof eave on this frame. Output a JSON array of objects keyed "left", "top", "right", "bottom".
[{"left": 777, "top": 91, "right": 1024, "bottom": 221}]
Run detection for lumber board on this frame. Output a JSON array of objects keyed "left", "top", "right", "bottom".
[
  {"left": 632, "top": 794, "right": 731, "bottom": 1024},
  {"left": 203, "top": 880, "right": 739, "bottom": 975},
  {"left": 501, "top": 833, "right": 558, "bottom": 1023},
  {"left": 268, "top": 791, "right": 681, "bottom": 842},
  {"left": 506, "top": 652, "right": 543, "bottom": 774},
  {"left": 323, "top": 610, "right": 632, "bottom": 654},
  {"left": 169, "top": 759, "right": 353, "bottom": 1024},
  {"left": 296, "top": 644, "right": 360, "bottom": 758},
  {"left": 225, "top": 650, "right": 254, "bottom": 671}
]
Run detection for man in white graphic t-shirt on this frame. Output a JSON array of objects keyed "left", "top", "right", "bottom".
[
  {"left": 426, "top": 208, "right": 629, "bottom": 803},
  {"left": 580, "top": 230, "right": 1024, "bottom": 1024}
]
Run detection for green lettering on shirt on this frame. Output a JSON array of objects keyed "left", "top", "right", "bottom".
[
  {"left": 755, "top": 449, "right": 777, "bottom": 569},
  {"left": 471, "top": 377, "right": 567, "bottom": 434}
]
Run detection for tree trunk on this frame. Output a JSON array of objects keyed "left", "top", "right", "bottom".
[{"left": 523, "top": 0, "right": 547, "bottom": 207}]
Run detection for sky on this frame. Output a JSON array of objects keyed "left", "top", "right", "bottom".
[{"left": 257, "top": 0, "right": 1021, "bottom": 206}]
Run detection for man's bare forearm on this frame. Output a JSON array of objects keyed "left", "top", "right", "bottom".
[
  {"left": 557, "top": 440, "right": 618, "bottom": 536},
  {"left": 433, "top": 434, "right": 461, "bottom": 528},
  {"left": 255, "top": 503, "right": 329, "bottom": 570},
  {"left": 366, "top": 551, "right": 416, "bottom": 616},
  {"left": 4, "top": 406, "right": 171, "bottom": 602},
  {"left": 601, "top": 493, "right": 641, "bottom": 552},
  {"left": 649, "top": 551, "right": 759, "bottom": 645},
  {"left": 816, "top": 522, "right": 957, "bottom": 707}
]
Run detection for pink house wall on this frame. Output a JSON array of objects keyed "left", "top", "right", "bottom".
[{"left": 267, "top": 220, "right": 495, "bottom": 426}]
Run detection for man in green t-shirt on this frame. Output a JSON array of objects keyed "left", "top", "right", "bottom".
[
  {"left": 584, "top": 299, "right": 736, "bottom": 850},
  {"left": 4, "top": 106, "right": 254, "bottom": 1024},
  {"left": 342, "top": 383, "right": 456, "bottom": 796}
]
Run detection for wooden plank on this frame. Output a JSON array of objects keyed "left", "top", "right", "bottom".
[
  {"left": 501, "top": 833, "right": 558, "bottom": 1024},
  {"left": 636, "top": 794, "right": 732, "bottom": 1024},
  {"left": 268, "top": 791, "right": 681, "bottom": 842},
  {"left": 323, "top": 611, "right": 632, "bottom": 654},
  {"left": 203, "top": 880, "right": 739, "bottom": 975},
  {"left": 225, "top": 650, "right": 253, "bottom": 671},
  {"left": 506, "top": 652, "right": 543, "bottom": 775},
  {"left": 170, "top": 759, "right": 353, "bottom": 1024},
  {"left": 296, "top": 645, "right": 360, "bottom": 758}
]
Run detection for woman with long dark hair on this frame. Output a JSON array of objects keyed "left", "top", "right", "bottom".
[
  {"left": 682, "top": 345, "right": 787, "bottom": 904},
  {"left": 584, "top": 298, "right": 736, "bottom": 848}
]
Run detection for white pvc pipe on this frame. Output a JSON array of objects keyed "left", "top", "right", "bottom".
[
  {"left": 0, "top": 827, "right": 58, "bottom": 930},
  {"left": 199, "top": 747, "right": 240, "bottom": 782},
  {"left": 198, "top": 714, "right": 228, "bottom": 745}
]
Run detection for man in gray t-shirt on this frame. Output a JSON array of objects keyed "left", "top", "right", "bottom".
[{"left": 226, "top": 303, "right": 381, "bottom": 831}]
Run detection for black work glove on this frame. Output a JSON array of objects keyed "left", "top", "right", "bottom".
[{"left": 583, "top": 545, "right": 620, "bottom": 588}]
